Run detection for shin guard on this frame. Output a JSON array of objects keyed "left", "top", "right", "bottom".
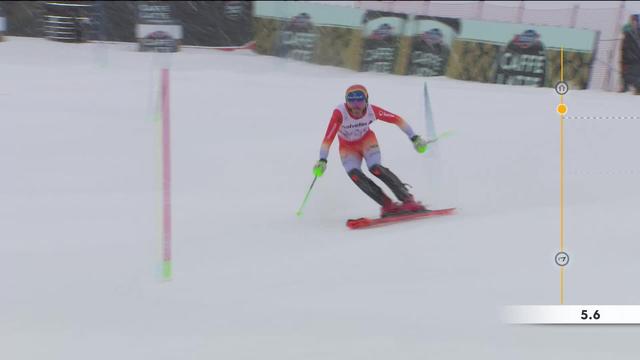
[
  {"left": 347, "top": 169, "right": 390, "bottom": 206},
  {"left": 369, "top": 164, "right": 412, "bottom": 202}
]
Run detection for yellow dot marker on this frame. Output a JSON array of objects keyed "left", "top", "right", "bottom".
[{"left": 557, "top": 103, "right": 567, "bottom": 115}]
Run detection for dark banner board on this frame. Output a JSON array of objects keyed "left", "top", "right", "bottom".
[
  {"left": 175, "top": 1, "right": 253, "bottom": 47},
  {"left": 98, "top": 2, "right": 136, "bottom": 42},
  {"left": 0, "top": 3, "right": 5, "bottom": 37},
  {"left": 2, "top": 1, "right": 42, "bottom": 37}
]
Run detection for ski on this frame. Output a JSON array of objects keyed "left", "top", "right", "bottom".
[{"left": 346, "top": 208, "right": 456, "bottom": 230}]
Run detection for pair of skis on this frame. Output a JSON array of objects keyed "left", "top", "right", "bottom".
[
  {"left": 345, "top": 207, "right": 456, "bottom": 229},
  {"left": 297, "top": 177, "right": 455, "bottom": 229}
]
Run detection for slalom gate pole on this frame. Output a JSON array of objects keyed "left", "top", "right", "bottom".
[
  {"left": 424, "top": 81, "right": 437, "bottom": 140},
  {"left": 161, "top": 68, "right": 172, "bottom": 280}
]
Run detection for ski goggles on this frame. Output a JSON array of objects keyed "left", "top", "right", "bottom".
[
  {"left": 347, "top": 98, "right": 366, "bottom": 106},
  {"left": 346, "top": 91, "right": 367, "bottom": 106}
]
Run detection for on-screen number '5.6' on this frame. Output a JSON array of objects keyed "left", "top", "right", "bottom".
[{"left": 581, "top": 309, "right": 600, "bottom": 320}]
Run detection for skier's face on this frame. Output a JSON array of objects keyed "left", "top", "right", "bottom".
[
  {"left": 348, "top": 99, "right": 366, "bottom": 113},
  {"left": 346, "top": 91, "right": 367, "bottom": 116}
]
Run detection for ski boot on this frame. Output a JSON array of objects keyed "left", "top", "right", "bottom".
[
  {"left": 398, "top": 195, "right": 427, "bottom": 213},
  {"left": 370, "top": 164, "right": 426, "bottom": 214},
  {"left": 380, "top": 197, "right": 403, "bottom": 218}
]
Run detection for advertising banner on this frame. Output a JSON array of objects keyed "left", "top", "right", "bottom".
[
  {"left": 360, "top": 11, "right": 408, "bottom": 74},
  {"left": 448, "top": 20, "right": 598, "bottom": 89},
  {"left": 136, "top": 1, "right": 182, "bottom": 52},
  {"left": 99, "top": 2, "right": 137, "bottom": 42},
  {"left": 276, "top": 11, "right": 317, "bottom": 62},
  {"left": 405, "top": 16, "right": 461, "bottom": 76},
  {"left": 495, "top": 29, "right": 547, "bottom": 86},
  {"left": 254, "top": 1, "right": 364, "bottom": 70}
]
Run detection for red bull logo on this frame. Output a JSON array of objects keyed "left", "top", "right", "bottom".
[
  {"left": 512, "top": 29, "right": 540, "bottom": 49},
  {"left": 421, "top": 28, "right": 443, "bottom": 46},
  {"left": 370, "top": 23, "right": 393, "bottom": 40},
  {"left": 288, "top": 12, "right": 312, "bottom": 31},
  {"left": 146, "top": 31, "right": 172, "bottom": 40}
]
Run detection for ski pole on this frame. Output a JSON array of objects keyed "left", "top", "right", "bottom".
[{"left": 296, "top": 176, "right": 318, "bottom": 217}]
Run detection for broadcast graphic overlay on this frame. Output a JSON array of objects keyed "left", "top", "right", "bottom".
[{"left": 504, "top": 48, "right": 640, "bottom": 325}]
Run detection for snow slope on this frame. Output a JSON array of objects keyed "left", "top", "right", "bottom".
[{"left": 1, "top": 37, "right": 640, "bottom": 359}]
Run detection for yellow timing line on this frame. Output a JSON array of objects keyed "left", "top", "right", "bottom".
[
  {"left": 560, "top": 48, "right": 564, "bottom": 82},
  {"left": 560, "top": 114, "right": 564, "bottom": 252},
  {"left": 561, "top": 267, "right": 565, "bottom": 304},
  {"left": 559, "top": 47, "right": 565, "bottom": 305},
  {"left": 560, "top": 48, "right": 564, "bottom": 104}
]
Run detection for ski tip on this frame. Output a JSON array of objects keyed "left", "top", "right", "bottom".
[{"left": 346, "top": 217, "right": 371, "bottom": 229}]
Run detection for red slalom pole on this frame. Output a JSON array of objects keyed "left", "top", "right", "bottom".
[{"left": 161, "top": 68, "right": 172, "bottom": 280}]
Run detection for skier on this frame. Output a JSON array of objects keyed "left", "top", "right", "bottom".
[{"left": 312, "top": 84, "right": 430, "bottom": 217}]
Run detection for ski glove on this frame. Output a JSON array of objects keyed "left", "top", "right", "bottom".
[
  {"left": 411, "top": 135, "right": 429, "bottom": 154},
  {"left": 313, "top": 159, "right": 327, "bottom": 177}
]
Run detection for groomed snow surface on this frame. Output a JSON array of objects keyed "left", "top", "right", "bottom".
[{"left": 2, "top": 37, "right": 640, "bottom": 359}]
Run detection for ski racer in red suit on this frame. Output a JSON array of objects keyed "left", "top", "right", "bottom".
[{"left": 313, "top": 84, "right": 430, "bottom": 217}]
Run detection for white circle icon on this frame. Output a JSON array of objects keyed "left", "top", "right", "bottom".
[
  {"left": 555, "top": 81, "right": 569, "bottom": 95},
  {"left": 555, "top": 251, "right": 570, "bottom": 266}
]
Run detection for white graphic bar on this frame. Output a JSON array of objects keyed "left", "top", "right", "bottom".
[{"left": 504, "top": 305, "right": 640, "bottom": 324}]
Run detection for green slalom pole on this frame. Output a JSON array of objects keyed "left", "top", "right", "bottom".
[{"left": 296, "top": 176, "right": 318, "bottom": 217}]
